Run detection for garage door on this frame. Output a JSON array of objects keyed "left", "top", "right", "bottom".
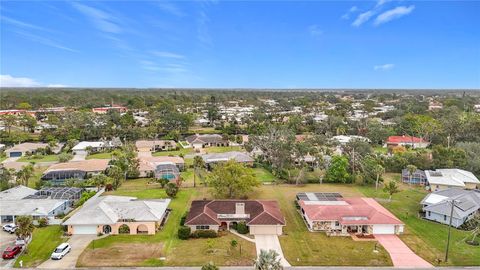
[
  {"left": 373, "top": 225, "right": 395, "bottom": 234},
  {"left": 249, "top": 225, "right": 281, "bottom": 235},
  {"left": 73, "top": 225, "right": 97, "bottom": 235},
  {"left": 9, "top": 151, "right": 22, "bottom": 157}
]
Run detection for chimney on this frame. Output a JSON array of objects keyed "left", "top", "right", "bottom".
[{"left": 235, "top": 203, "right": 245, "bottom": 215}]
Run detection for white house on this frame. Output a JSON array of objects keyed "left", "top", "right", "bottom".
[{"left": 425, "top": 169, "right": 480, "bottom": 191}]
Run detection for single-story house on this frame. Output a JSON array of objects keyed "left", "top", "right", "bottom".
[
  {"left": 0, "top": 185, "right": 70, "bottom": 223},
  {"left": 425, "top": 169, "right": 479, "bottom": 191},
  {"left": 135, "top": 140, "right": 177, "bottom": 152},
  {"left": 138, "top": 156, "right": 185, "bottom": 177},
  {"left": 185, "top": 200, "right": 285, "bottom": 235},
  {"left": 185, "top": 134, "right": 229, "bottom": 149},
  {"left": 331, "top": 135, "right": 371, "bottom": 145},
  {"left": 41, "top": 159, "right": 110, "bottom": 185},
  {"left": 401, "top": 168, "right": 427, "bottom": 185},
  {"left": 421, "top": 188, "right": 480, "bottom": 228},
  {"left": 5, "top": 142, "right": 49, "bottom": 158},
  {"left": 72, "top": 141, "right": 107, "bottom": 155},
  {"left": 63, "top": 195, "right": 171, "bottom": 235},
  {"left": 201, "top": 151, "right": 254, "bottom": 168},
  {"left": 92, "top": 106, "right": 127, "bottom": 114},
  {"left": 384, "top": 135, "right": 430, "bottom": 149},
  {"left": 297, "top": 192, "right": 404, "bottom": 236}
]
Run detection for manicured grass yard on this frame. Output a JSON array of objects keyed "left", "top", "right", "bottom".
[
  {"left": 250, "top": 184, "right": 393, "bottom": 266},
  {"left": 252, "top": 167, "right": 277, "bottom": 183},
  {"left": 79, "top": 179, "right": 255, "bottom": 267},
  {"left": 152, "top": 148, "right": 194, "bottom": 157},
  {"left": 86, "top": 151, "right": 113, "bottom": 159},
  {"left": 18, "top": 154, "right": 59, "bottom": 162},
  {"left": 14, "top": 226, "right": 67, "bottom": 268},
  {"left": 203, "top": 146, "right": 243, "bottom": 154},
  {"left": 358, "top": 176, "right": 480, "bottom": 266}
]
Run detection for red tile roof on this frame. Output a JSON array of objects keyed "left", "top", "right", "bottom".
[
  {"left": 386, "top": 135, "right": 427, "bottom": 144},
  {"left": 185, "top": 200, "right": 285, "bottom": 226},
  {"left": 299, "top": 198, "right": 403, "bottom": 225}
]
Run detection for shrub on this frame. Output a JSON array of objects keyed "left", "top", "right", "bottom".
[
  {"left": 191, "top": 229, "right": 217, "bottom": 238},
  {"left": 180, "top": 212, "right": 188, "bottom": 226},
  {"left": 236, "top": 221, "right": 249, "bottom": 234},
  {"left": 201, "top": 262, "right": 219, "bottom": 270},
  {"left": 230, "top": 222, "right": 238, "bottom": 230},
  {"left": 37, "top": 218, "right": 48, "bottom": 227},
  {"left": 178, "top": 226, "right": 191, "bottom": 240},
  {"left": 58, "top": 152, "right": 73, "bottom": 163},
  {"left": 165, "top": 182, "right": 179, "bottom": 198}
]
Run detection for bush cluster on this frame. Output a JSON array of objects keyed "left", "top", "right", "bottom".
[
  {"left": 178, "top": 226, "right": 191, "bottom": 240},
  {"left": 191, "top": 229, "right": 218, "bottom": 238},
  {"left": 236, "top": 221, "right": 249, "bottom": 234}
]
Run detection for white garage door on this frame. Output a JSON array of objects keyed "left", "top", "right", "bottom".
[
  {"left": 249, "top": 225, "right": 280, "bottom": 235},
  {"left": 73, "top": 225, "right": 97, "bottom": 235},
  {"left": 373, "top": 224, "right": 395, "bottom": 234}
]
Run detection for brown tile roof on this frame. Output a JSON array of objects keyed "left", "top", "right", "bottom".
[
  {"left": 185, "top": 200, "right": 285, "bottom": 226},
  {"left": 45, "top": 159, "right": 109, "bottom": 173},
  {"left": 135, "top": 140, "right": 176, "bottom": 149},
  {"left": 138, "top": 156, "right": 185, "bottom": 172}
]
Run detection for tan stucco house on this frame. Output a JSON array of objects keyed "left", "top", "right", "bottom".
[{"left": 63, "top": 195, "right": 170, "bottom": 235}]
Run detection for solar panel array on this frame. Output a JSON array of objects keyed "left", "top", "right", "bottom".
[{"left": 296, "top": 192, "right": 343, "bottom": 201}]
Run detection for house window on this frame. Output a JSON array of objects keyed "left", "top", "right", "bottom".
[
  {"left": 427, "top": 211, "right": 430, "bottom": 216},
  {"left": 444, "top": 215, "right": 447, "bottom": 221},
  {"left": 335, "top": 221, "right": 339, "bottom": 226},
  {"left": 196, "top": 225, "right": 210, "bottom": 230}
]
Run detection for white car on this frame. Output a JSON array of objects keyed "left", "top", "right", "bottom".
[
  {"left": 50, "top": 243, "right": 71, "bottom": 260},
  {"left": 2, "top": 223, "right": 17, "bottom": 234}
]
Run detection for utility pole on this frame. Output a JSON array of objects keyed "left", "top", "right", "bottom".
[{"left": 445, "top": 199, "right": 457, "bottom": 262}]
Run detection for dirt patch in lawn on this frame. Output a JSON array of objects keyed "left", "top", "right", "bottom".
[{"left": 77, "top": 243, "right": 163, "bottom": 267}]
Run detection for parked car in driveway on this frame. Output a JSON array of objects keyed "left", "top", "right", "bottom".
[
  {"left": 51, "top": 243, "right": 71, "bottom": 260},
  {"left": 2, "top": 246, "right": 22, "bottom": 259},
  {"left": 2, "top": 223, "right": 17, "bottom": 234}
]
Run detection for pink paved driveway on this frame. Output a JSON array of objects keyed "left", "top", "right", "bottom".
[{"left": 375, "top": 234, "right": 433, "bottom": 268}]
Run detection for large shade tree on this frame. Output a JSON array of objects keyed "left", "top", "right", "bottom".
[{"left": 208, "top": 160, "right": 260, "bottom": 199}]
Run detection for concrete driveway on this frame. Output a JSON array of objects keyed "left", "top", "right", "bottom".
[
  {"left": 71, "top": 153, "right": 87, "bottom": 161},
  {"left": 0, "top": 230, "right": 18, "bottom": 268},
  {"left": 375, "top": 234, "right": 432, "bottom": 268},
  {"left": 37, "top": 235, "right": 96, "bottom": 269},
  {"left": 1, "top": 157, "right": 20, "bottom": 163},
  {"left": 254, "top": 234, "right": 291, "bottom": 267}
]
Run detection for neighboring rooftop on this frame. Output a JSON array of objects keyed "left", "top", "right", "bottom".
[
  {"left": 5, "top": 142, "right": 49, "bottom": 152},
  {"left": 44, "top": 159, "right": 110, "bottom": 173},
  {"left": 0, "top": 185, "right": 37, "bottom": 201},
  {"left": 63, "top": 195, "right": 171, "bottom": 225},
  {"left": 202, "top": 151, "right": 254, "bottom": 164},
  {"left": 425, "top": 169, "right": 480, "bottom": 187},
  {"left": 421, "top": 189, "right": 480, "bottom": 219},
  {"left": 185, "top": 134, "right": 226, "bottom": 144}
]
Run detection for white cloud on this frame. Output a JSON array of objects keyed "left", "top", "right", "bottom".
[
  {"left": 308, "top": 25, "right": 323, "bottom": 37},
  {"left": 0, "top": 74, "right": 67, "bottom": 87},
  {"left": 47, "top": 84, "right": 68, "bottom": 88},
  {"left": 156, "top": 2, "right": 185, "bottom": 17},
  {"left": 12, "top": 30, "right": 78, "bottom": 52},
  {"left": 374, "top": 64, "right": 395, "bottom": 71},
  {"left": 0, "top": 74, "right": 41, "bottom": 87},
  {"left": 1, "top": 16, "right": 50, "bottom": 32},
  {"left": 352, "top": 10, "right": 376, "bottom": 27},
  {"left": 151, "top": 51, "right": 185, "bottom": 59},
  {"left": 341, "top": 6, "right": 358, "bottom": 20},
  {"left": 376, "top": 0, "right": 393, "bottom": 8},
  {"left": 374, "top": 6, "right": 415, "bottom": 26},
  {"left": 71, "top": 2, "right": 122, "bottom": 33}
]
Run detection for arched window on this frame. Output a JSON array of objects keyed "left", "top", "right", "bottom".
[
  {"left": 118, "top": 224, "right": 130, "bottom": 234},
  {"left": 103, "top": 225, "right": 112, "bottom": 234},
  {"left": 136, "top": 224, "right": 149, "bottom": 234}
]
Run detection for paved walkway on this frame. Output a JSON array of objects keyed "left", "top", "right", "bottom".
[
  {"left": 254, "top": 234, "right": 291, "bottom": 267},
  {"left": 229, "top": 230, "right": 255, "bottom": 243},
  {"left": 375, "top": 235, "right": 432, "bottom": 268},
  {"left": 137, "top": 151, "right": 152, "bottom": 157},
  {"left": 71, "top": 153, "right": 87, "bottom": 161},
  {"left": 1, "top": 157, "right": 20, "bottom": 163},
  {"left": 37, "top": 235, "right": 96, "bottom": 269}
]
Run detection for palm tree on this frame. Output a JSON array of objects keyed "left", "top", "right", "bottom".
[
  {"left": 15, "top": 216, "right": 35, "bottom": 250},
  {"left": 373, "top": 164, "right": 385, "bottom": 191},
  {"left": 193, "top": 155, "right": 205, "bottom": 188},
  {"left": 201, "top": 262, "right": 219, "bottom": 270},
  {"left": 254, "top": 249, "right": 283, "bottom": 270},
  {"left": 383, "top": 180, "right": 400, "bottom": 202},
  {"left": 16, "top": 164, "right": 34, "bottom": 187},
  {"left": 107, "top": 165, "right": 124, "bottom": 190},
  {"left": 90, "top": 174, "right": 110, "bottom": 191},
  {"left": 406, "top": 164, "right": 417, "bottom": 185}
]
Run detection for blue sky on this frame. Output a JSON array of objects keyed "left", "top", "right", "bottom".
[{"left": 1, "top": 0, "right": 479, "bottom": 88}]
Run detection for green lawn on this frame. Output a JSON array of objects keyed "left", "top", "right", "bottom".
[
  {"left": 14, "top": 226, "right": 67, "bottom": 268},
  {"left": 86, "top": 152, "right": 113, "bottom": 159},
  {"left": 250, "top": 184, "right": 393, "bottom": 266},
  {"left": 152, "top": 148, "right": 194, "bottom": 157},
  {"left": 357, "top": 180, "right": 480, "bottom": 266},
  {"left": 18, "top": 154, "right": 59, "bottom": 163},
  {"left": 203, "top": 146, "right": 243, "bottom": 154},
  {"left": 252, "top": 167, "right": 277, "bottom": 183}
]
